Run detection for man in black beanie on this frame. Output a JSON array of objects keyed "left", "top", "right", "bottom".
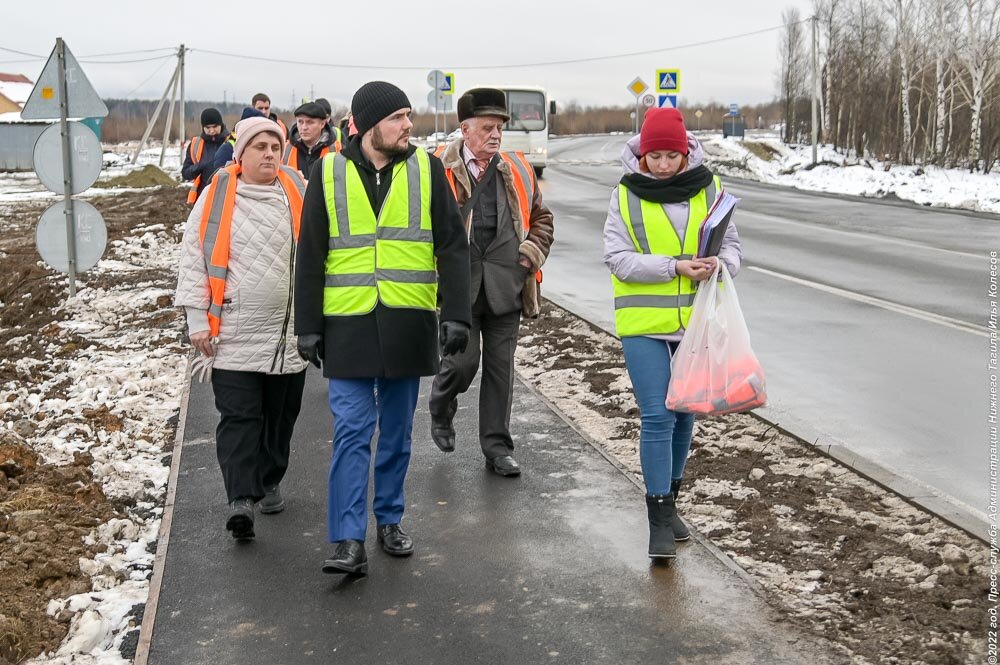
[
  {"left": 181, "top": 107, "right": 226, "bottom": 204},
  {"left": 295, "top": 81, "right": 471, "bottom": 577}
]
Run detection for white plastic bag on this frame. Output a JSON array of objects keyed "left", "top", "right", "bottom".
[{"left": 666, "top": 262, "right": 766, "bottom": 415}]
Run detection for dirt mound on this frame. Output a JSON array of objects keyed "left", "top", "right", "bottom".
[
  {"left": 0, "top": 435, "right": 115, "bottom": 664},
  {"left": 95, "top": 165, "right": 178, "bottom": 189}
]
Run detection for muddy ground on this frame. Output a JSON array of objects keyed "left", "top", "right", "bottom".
[
  {"left": 0, "top": 186, "right": 188, "bottom": 663},
  {"left": 517, "top": 303, "right": 988, "bottom": 665}
]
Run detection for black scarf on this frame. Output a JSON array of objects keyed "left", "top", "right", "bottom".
[{"left": 620, "top": 164, "right": 715, "bottom": 204}]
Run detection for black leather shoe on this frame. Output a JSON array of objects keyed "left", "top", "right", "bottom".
[
  {"left": 322, "top": 540, "right": 368, "bottom": 576},
  {"left": 430, "top": 416, "right": 455, "bottom": 452},
  {"left": 376, "top": 523, "right": 414, "bottom": 557},
  {"left": 485, "top": 455, "right": 521, "bottom": 477}
]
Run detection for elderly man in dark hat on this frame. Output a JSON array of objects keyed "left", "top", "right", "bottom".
[
  {"left": 283, "top": 101, "right": 343, "bottom": 179},
  {"left": 294, "top": 81, "right": 471, "bottom": 576},
  {"left": 428, "top": 87, "right": 555, "bottom": 477}
]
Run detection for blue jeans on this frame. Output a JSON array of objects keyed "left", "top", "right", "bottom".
[
  {"left": 621, "top": 336, "right": 695, "bottom": 496},
  {"left": 326, "top": 376, "right": 420, "bottom": 542}
]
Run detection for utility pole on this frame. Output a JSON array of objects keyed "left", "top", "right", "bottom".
[
  {"left": 811, "top": 14, "right": 819, "bottom": 165},
  {"left": 310, "top": 83, "right": 315, "bottom": 101},
  {"left": 159, "top": 65, "right": 179, "bottom": 167},
  {"left": 132, "top": 58, "right": 180, "bottom": 164},
  {"left": 178, "top": 44, "right": 186, "bottom": 148}
]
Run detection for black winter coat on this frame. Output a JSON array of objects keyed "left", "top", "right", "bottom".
[
  {"left": 181, "top": 130, "right": 226, "bottom": 195},
  {"left": 294, "top": 138, "right": 471, "bottom": 379}
]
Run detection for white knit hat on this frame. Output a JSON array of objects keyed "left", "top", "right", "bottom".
[{"left": 233, "top": 117, "right": 285, "bottom": 162}]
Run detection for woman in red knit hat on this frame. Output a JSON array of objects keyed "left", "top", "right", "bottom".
[{"left": 602, "top": 108, "right": 743, "bottom": 560}]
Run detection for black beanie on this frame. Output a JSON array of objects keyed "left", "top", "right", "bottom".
[
  {"left": 351, "top": 81, "right": 411, "bottom": 136},
  {"left": 201, "top": 107, "right": 223, "bottom": 127}
]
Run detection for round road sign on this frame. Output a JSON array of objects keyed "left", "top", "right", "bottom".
[
  {"left": 426, "top": 69, "right": 446, "bottom": 90},
  {"left": 32, "top": 121, "right": 103, "bottom": 194},
  {"left": 641, "top": 94, "right": 656, "bottom": 107},
  {"left": 35, "top": 199, "right": 107, "bottom": 274}
]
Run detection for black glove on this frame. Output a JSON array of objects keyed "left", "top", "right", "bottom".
[
  {"left": 439, "top": 321, "right": 470, "bottom": 357},
  {"left": 296, "top": 333, "right": 323, "bottom": 368}
]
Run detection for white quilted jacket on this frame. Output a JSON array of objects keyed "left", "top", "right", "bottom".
[{"left": 175, "top": 179, "right": 308, "bottom": 375}]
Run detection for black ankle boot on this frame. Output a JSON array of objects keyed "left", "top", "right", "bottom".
[
  {"left": 645, "top": 494, "right": 677, "bottom": 559},
  {"left": 670, "top": 478, "right": 690, "bottom": 542}
]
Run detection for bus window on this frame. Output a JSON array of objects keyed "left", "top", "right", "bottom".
[{"left": 506, "top": 90, "right": 546, "bottom": 131}]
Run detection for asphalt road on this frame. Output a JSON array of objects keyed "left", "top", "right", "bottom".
[
  {"left": 147, "top": 373, "right": 840, "bottom": 664},
  {"left": 539, "top": 134, "right": 997, "bottom": 523}
]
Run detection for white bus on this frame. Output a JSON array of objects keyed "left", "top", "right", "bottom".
[{"left": 491, "top": 86, "right": 552, "bottom": 178}]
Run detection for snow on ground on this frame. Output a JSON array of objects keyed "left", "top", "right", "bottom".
[
  {"left": 0, "top": 141, "right": 181, "bottom": 204},
  {"left": 698, "top": 132, "right": 1000, "bottom": 214},
  {"left": 7, "top": 212, "right": 188, "bottom": 663}
]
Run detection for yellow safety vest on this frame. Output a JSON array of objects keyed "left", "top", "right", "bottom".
[
  {"left": 612, "top": 176, "right": 721, "bottom": 336},
  {"left": 321, "top": 149, "right": 436, "bottom": 316}
]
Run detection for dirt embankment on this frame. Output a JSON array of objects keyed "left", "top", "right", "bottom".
[{"left": 0, "top": 187, "right": 188, "bottom": 663}]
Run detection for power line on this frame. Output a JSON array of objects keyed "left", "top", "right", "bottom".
[
  {"left": 121, "top": 56, "right": 175, "bottom": 98},
  {"left": 0, "top": 46, "right": 43, "bottom": 58},
  {"left": 79, "top": 54, "right": 176, "bottom": 65},
  {"left": 191, "top": 21, "right": 803, "bottom": 71}
]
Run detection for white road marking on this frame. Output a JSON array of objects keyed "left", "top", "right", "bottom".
[
  {"left": 736, "top": 208, "right": 985, "bottom": 261},
  {"left": 748, "top": 266, "right": 989, "bottom": 337}
]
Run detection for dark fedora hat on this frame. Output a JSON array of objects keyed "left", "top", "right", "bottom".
[{"left": 457, "top": 87, "right": 510, "bottom": 122}]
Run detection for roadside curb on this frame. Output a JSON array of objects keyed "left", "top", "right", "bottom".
[
  {"left": 133, "top": 356, "right": 193, "bottom": 665},
  {"left": 536, "top": 298, "right": 989, "bottom": 547},
  {"left": 746, "top": 407, "right": 988, "bottom": 545}
]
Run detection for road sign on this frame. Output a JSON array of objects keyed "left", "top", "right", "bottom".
[
  {"left": 427, "top": 69, "right": 447, "bottom": 90},
  {"left": 657, "top": 95, "right": 678, "bottom": 109},
  {"left": 656, "top": 69, "right": 680, "bottom": 93},
  {"left": 627, "top": 77, "right": 648, "bottom": 97},
  {"left": 695, "top": 109, "right": 703, "bottom": 118},
  {"left": 21, "top": 43, "right": 108, "bottom": 120},
  {"left": 426, "top": 90, "right": 453, "bottom": 113},
  {"left": 33, "top": 122, "right": 102, "bottom": 194},
  {"left": 35, "top": 199, "right": 107, "bottom": 273},
  {"left": 641, "top": 94, "right": 656, "bottom": 107},
  {"left": 443, "top": 73, "right": 455, "bottom": 94},
  {"left": 729, "top": 103, "right": 739, "bottom": 116}
]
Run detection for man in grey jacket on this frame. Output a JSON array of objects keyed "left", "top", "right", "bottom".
[{"left": 175, "top": 117, "right": 308, "bottom": 540}]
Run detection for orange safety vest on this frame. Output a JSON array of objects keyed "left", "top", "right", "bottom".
[
  {"left": 197, "top": 163, "right": 306, "bottom": 337},
  {"left": 435, "top": 146, "right": 541, "bottom": 282},
  {"left": 282, "top": 127, "right": 343, "bottom": 174},
  {"left": 186, "top": 136, "right": 205, "bottom": 205}
]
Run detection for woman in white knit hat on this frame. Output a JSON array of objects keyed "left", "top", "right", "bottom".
[{"left": 175, "top": 116, "right": 310, "bottom": 540}]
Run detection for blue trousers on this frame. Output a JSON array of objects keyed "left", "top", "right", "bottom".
[
  {"left": 621, "top": 336, "right": 696, "bottom": 496},
  {"left": 327, "top": 376, "right": 420, "bottom": 542}
]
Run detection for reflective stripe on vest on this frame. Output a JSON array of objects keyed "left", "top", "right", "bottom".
[
  {"left": 197, "top": 163, "right": 306, "bottom": 337},
  {"left": 612, "top": 175, "right": 721, "bottom": 337},
  {"left": 282, "top": 127, "right": 343, "bottom": 173},
  {"left": 320, "top": 149, "right": 435, "bottom": 316},
  {"left": 186, "top": 136, "right": 205, "bottom": 205}
]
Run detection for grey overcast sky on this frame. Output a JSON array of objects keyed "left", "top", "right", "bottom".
[{"left": 3, "top": 0, "right": 815, "bottom": 111}]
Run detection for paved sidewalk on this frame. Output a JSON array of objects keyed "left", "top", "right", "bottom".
[{"left": 146, "top": 370, "right": 843, "bottom": 664}]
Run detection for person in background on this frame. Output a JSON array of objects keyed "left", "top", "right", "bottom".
[
  {"left": 253, "top": 92, "right": 288, "bottom": 139},
  {"left": 602, "top": 107, "right": 742, "bottom": 561},
  {"left": 428, "top": 87, "right": 554, "bottom": 477},
  {"left": 282, "top": 101, "right": 343, "bottom": 180},
  {"left": 175, "top": 117, "right": 309, "bottom": 541},
  {"left": 213, "top": 107, "right": 267, "bottom": 170},
  {"left": 294, "top": 81, "right": 471, "bottom": 577},
  {"left": 181, "top": 107, "right": 226, "bottom": 204}
]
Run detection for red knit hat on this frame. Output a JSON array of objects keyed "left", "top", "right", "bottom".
[{"left": 640, "top": 108, "right": 689, "bottom": 156}]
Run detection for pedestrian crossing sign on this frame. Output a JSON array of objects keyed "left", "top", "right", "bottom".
[
  {"left": 656, "top": 69, "right": 680, "bottom": 93},
  {"left": 657, "top": 95, "right": 678, "bottom": 109},
  {"left": 443, "top": 73, "right": 455, "bottom": 95}
]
